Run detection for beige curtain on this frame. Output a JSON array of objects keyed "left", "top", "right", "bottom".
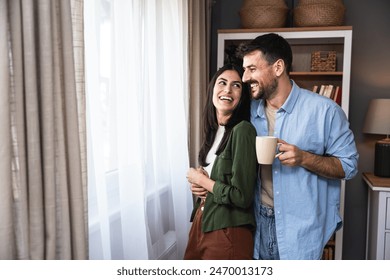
[
  {"left": 188, "top": 0, "right": 212, "bottom": 167},
  {"left": 0, "top": 0, "right": 87, "bottom": 260}
]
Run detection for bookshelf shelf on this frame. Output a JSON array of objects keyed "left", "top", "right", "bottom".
[
  {"left": 217, "top": 26, "right": 353, "bottom": 260},
  {"left": 291, "top": 71, "right": 343, "bottom": 76}
]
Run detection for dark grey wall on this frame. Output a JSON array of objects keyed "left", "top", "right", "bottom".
[{"left": 210, "top": 0, "right": 390, "bottom": 259}]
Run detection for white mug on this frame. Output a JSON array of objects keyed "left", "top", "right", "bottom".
[{"left": 256, "top": 136, "right": 283, "bottom": 165}]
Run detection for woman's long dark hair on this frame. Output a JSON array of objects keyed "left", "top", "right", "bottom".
[{"left": 198, "top": 63, "right": 251, "bottom": 167}]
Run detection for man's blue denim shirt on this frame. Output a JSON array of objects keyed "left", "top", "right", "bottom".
[{"left": 251, "top": 80, "right": 359, "bottom": 260}]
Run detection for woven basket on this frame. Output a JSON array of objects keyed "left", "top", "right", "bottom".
[
  {"left": 311, "top": 51, "right": 336, "bottom": 72},
  {"left": 293, "top": 3, "right": 345, "bottom": 27},
  {"left": 240, "top": 5, "right": 289, "bottom": 28},
  {"left": 297, "top": 0, "right": 342, "bottom": 4},
  {"left": 241, "top": 0, "right": 285, "bottom": 8}
]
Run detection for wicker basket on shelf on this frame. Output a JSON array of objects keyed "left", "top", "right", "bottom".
[
  {"left": 240, "top": 0, "right": 288, "bottom": 29},
  {"left": 293, "top": 0, "right": 345, "bottom": 27},
  {"left": 311, "top": 51, "right": 336, "bottom": 72}
]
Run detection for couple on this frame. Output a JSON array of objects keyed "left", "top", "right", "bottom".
[{"left": 184, "top": 33, "right": 359, "bottom": 260}]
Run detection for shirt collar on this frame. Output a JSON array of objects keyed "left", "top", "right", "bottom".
[
  {"left": 282, "top": 80, "right": 299, "bottom": 114},
  {"left": 251, "top": 80, "right": 299, "bottom": 118},
  {"left": 251, "top": 98, "right": 265, "bottom": 119}
]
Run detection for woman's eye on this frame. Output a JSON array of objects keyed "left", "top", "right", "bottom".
[{"left": 218, "top": 81, "right": 226, "bottom": 85}]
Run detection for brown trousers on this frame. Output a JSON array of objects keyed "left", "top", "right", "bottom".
[{"left": 183, "top": 204, "right": 254, "bottom": 260}]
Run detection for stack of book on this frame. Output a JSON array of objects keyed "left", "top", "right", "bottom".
[
  {"left": 311, "top": 84, "right": 341, "bottom": 106},
  {"left": 321, "top": 234, "right": 336, "bottom": 260}
]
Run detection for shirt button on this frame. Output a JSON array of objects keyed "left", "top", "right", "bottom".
[
  {"left": 277, "top": 211, "right": 280, "bottom": 214},
  {"left": 274, "top": 171, "right": 278, "bottom": 174},
  {"left": 276, "top": 191, "right": 279, "bottom": 195}
]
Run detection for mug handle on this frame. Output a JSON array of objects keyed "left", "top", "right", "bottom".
[{"left": 275, "top": 143, "right": 283, "bottom": 158}]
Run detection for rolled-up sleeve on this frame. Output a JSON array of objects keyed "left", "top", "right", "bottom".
[{"left": 325, "top": 106, "right": 359, "bottom": 180}]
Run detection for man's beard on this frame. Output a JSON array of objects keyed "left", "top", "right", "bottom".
[{"left": 252, "top": 78, "right": 278, "bottom": 100}]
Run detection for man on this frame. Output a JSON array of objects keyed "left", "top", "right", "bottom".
[{"left": 236, "top": 33, "right": 359, "bottom": 260}]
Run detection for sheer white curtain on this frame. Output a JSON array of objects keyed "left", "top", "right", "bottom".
[{"left": 84, "top": 0, "right": 191, "bottom": 260}]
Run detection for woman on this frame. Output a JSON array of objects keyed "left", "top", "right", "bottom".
[{"left": 184, "top": 63, "right": 258, "bottom": 260}]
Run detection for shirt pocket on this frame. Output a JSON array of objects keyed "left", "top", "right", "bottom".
[
  {"left": 216, "top": 151, "right": 233, "bottom": 185},
  {"left": 286, "top": 125, "right": 325, "bottom": 155}
]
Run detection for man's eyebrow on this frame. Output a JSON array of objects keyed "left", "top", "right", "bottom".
[{"left": 243, "top": 64, "right": 256, "bottom": 69}]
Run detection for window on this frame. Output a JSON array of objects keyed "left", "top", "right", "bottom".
[{"left": 85, "top": 0, "right": 192, "bottom": 260}]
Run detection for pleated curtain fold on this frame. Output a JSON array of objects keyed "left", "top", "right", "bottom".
[
  {"left": 188, "top": 0, "right": 212, "bottom": 168},
  {"left": 0, "top": 0, "right": 87, "bottom": 260}
]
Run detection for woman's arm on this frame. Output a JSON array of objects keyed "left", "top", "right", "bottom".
[{"left": 211, "top": 122, "right": 258, "bottom": 208}]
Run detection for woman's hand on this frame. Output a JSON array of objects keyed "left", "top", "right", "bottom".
[
  {"left": 187, "top": 167, "right": 211, "bottom": 197},
  {"left": 186, "top": 167, "right": 207, "bottom": 185},
  {"left": 190, "top": 183, "right": 208, "bottom": 198}
]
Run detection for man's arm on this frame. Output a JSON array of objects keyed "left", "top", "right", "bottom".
[
  {"left": 278, "top": 141, "right": 345, "bottom": 179},
  {"left": 300, "top": 150, "right": 345, "bottom": 179}
]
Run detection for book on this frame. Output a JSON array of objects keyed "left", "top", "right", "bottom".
[
  {"left": 333, "top": 86, "right": 339, "bottom": 101},
  {"left": 328, "top": 246, "right": 334, "bottom": 260},
  {"left": 334, "top": 86, "right": 342, "bottom": 106},
  {"left": 322, "top": 247, "right": 329, "bottom": 260},
  {"left": 318, "top": 85, "right": 326, "bottom": 96},
  {"left": 323, "top": 84, "right": 334, "bottom": 99}
]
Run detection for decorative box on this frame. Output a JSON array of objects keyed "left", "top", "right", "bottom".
[{"left": 311, "top": 51, "right": 336, "bottom": 72}]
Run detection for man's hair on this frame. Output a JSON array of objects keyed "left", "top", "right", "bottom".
[{"left": 236, "top": 33, "right": 293, "bottom": 74}]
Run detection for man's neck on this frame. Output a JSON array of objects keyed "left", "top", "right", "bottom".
[{"left": 266, "top": 77, "right": 292, "bottom": 110}]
